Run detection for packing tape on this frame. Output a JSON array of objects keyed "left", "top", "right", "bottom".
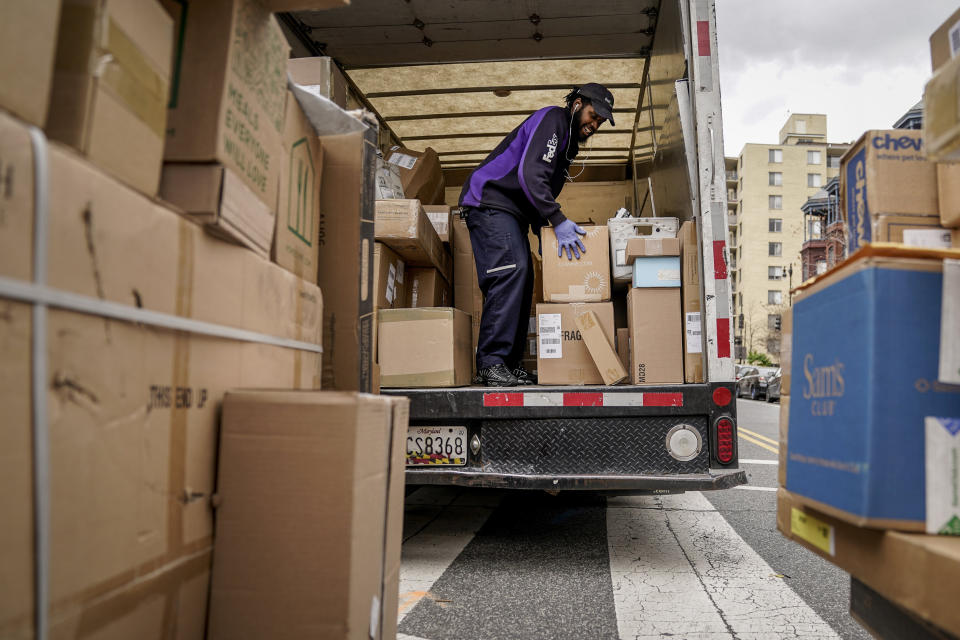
[
  {"left": 100, "top": 18, "right": 169, "bottom": 139},
  {"left": 380, "top": 370, "right": 460, "bottom": 387},
  {"left": 28, "top": 125, "right": 51, "bottom": 640},
  {"left": 0, "top": 277, "right": 324, "bottom": 354}
]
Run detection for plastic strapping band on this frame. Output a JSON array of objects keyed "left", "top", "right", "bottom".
[
  {"left": 0, "top": 278, "right": 324, "bottom": 354},
  {"left": 28, "top": 125, "right": 51, "bottom": 640}
]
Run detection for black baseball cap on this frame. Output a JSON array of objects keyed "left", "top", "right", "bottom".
[{"left": 578, "top": 83, "right": 615, "bottom": 126}]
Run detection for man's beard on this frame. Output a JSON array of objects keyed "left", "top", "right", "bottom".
[{"left": 576, "top": 112, "right": 594, "bottom": 142}]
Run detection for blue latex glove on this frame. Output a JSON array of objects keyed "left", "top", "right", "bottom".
[{"left": 554, "top": 219, "right": 587, "bottom": 260}]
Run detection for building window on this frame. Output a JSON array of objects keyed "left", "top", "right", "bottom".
[
  {"left": 768, "top": 290, "right": 783, "bottom": 305},
  {"left": 816, "top": 260, "right": 828, "bottom": 275},
  {"left": 769, "top": 265, "right": 784, "bottom": 280},
  {"left": 769, "top": 195, "right": 783, "bottom": 209},
  {"left": 767, "top": 337, "right": 781, "bottom": 354},
  {"left": 796, "top": 119, "right": 807, "bottom": 134},
  {"left": 768, "top": 313, "right": 782, "bottom": 330},
  {"left": 828, "top": 156, "right": 841, "bottom": 168},
  {"left": 769, "top": 242, "right": 782, "bottom": 256},
  {"left": 769, "top": 218, "right": 782, "bottom": 233},
  {"left": 769, "top": 171, "right": 782, "bottom": 186},
  {"left": 807, "top": 150, "right": 822, "bottom": 164},
  {"left": 808, "top": 173, "right": 822, "bottom": 188},
  {"left": 769, "top": 148, "right": 783, "bottom": 163}
]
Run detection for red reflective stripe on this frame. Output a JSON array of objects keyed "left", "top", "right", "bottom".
[
  {"left": 716, "top": 318, "right": 731, "bottom": 359},
  {"left": 713, "top": 240, "right": 727, "bottom": 279},
  {"left": 642, "top": 392, "right": 684, "bottom": 407},
  {"left": 697, "top": 21, "right": 711, "bottom": 56},
  {"left": 483, "top": 393, "right": 523, "bottom": 407},
  {"left": 563, "top": 392, "right": 603, "bottom": 407}
]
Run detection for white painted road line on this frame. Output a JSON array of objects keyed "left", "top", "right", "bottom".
[
  {"left": 397, "top": 489, "right": 502, "bottom": 625},
  {"left": 608, "top": 492, "right": 838, "bottom": 640},
  {"left": 734, "top": 485, "right": 779, "bottom": 492},
  {"left": 739, "top": 459, "right": 778, "bottom": 465}
]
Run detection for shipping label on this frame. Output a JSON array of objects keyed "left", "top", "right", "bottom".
[
  {"left": 925, "top": 416, "right": 960, "bottom": 536},
  {"left": 685, "top": 312, "right": 703, "bottom": 354},
  {"left": 387, "top": 152, "right": 418, "bottom": 170},
  {"left": 538, "top": 313, "right": 562, "bottom": 359},
  {"left": 902, "top": 228, "right": 952, "bottom": 249},
  {"left": 386, "top": 263, "right": 397, "bottom": 304}
]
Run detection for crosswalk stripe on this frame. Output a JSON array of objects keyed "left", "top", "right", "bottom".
[
  {"left": 397, "top": 488, "right": 501, "bottom": 625},
  {"left": 607, "top": 492, "right": 837, "bottom": 639},
  {"left": 734, "top": 485, "right": 778, "bottom": 492},
  {"left": 739, "top": 458, "right": 778, "bottom": 465}
]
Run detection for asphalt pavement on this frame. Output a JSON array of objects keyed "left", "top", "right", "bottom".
[{"left": 397, "top": 399, "right": 871, "bottom": 640}]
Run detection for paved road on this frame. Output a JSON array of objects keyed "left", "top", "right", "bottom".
[{"left": 397, "top": 399, "right": 871, "bottom": 640}]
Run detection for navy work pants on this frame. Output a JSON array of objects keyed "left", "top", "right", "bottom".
[{"left": 465, "top": 206, "right": 535, "bottom": 370}]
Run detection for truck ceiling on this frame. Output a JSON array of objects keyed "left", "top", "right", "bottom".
[{"left": 282, "top": 0, "right": 676, "bottom": 174}]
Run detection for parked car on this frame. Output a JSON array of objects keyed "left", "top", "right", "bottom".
[
  {"left": 766, "top": 368, "right": 782, "bottom": 402},
  {"left": 736, "top": 366, "right": 764, "bottom": 399}
]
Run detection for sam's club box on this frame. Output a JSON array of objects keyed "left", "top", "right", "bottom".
[{"left": 786, "top": 250, "right": 960, "bottom": 532}]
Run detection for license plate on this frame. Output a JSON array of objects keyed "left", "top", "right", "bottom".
[{"left": 406, "top": 426, "right": 468, "bottom": 466}]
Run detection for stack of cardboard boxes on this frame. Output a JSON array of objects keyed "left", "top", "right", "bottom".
[
  {"left": 531, "top": 217, "right": 700, "bottom": 386},
  {"left": 0, "top": 2, "right": 407, "bottom": 638},
  {"left": 774, "top": 14, "right": 960, "bottom": 636}
]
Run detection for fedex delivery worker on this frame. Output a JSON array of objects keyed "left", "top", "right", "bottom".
[{"left": 459, "top": 83, "right": 615, "bottom": 387}]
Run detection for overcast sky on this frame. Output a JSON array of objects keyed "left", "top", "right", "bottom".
[{"left": 716, "top": 1, "right": 957, "bottom": 156}]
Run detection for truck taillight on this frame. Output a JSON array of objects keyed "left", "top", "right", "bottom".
[{"left": 715, "top": 417, "right": 734, "bottom": 464}]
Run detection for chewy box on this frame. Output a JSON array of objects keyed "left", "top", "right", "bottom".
[{"left": 786, "top": 254, "right": 960, "bottom": 531}]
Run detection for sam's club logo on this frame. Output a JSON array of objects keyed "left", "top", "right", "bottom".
[{"left": 287, "top": 137, "right": 315, "bottom": 245}]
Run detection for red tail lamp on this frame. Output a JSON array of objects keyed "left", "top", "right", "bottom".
[{"left": 715, "top": 417, "right": 734, "bottom": 464}]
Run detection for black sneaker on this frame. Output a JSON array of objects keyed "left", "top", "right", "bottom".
[
  {"left": 512, "top": 367, "right": 537, "bottom": 385},
  {"left": 475, "top": 363, "right": 519, "bottom": 387}
]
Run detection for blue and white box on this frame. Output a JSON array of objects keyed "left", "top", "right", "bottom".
[{"left": 786, "top": 253, "right": 960, "bottom": 531}]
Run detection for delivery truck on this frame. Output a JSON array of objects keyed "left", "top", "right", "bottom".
[{"left": 281, "top": 0, "right": 745, "bottom": 492}]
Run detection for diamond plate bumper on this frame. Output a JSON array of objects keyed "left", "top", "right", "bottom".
[{"left": 405, "top": 468, "right": 747, "bottom": 491}]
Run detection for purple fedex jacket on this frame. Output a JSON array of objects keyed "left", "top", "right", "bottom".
[{"left": 459, "top": 106, "right": 579, "bottom": 231}]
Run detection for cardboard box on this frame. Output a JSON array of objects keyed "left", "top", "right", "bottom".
[
  {"left": 273, "top": 89, "right": 323, "bottom": 283},
  {"left": 841, "top": 130, "right": 939, "bottom": 252},
  {"left": 941, "top": 258, "right": 960, "bottom": 385},
  {"left": 374, "top": 243, "right": 407, "bottom": 313},
  {"left": 786, "top": 252, "right": 960, "bottom": 531},
  {"left": 424, "top": 205, "right": 452, "bottom": 245},
  {"left": 46, "top": 0, "right": 173, "bottom": 196},
  {"left": 939, "top": 163, "right": 960, "bottom": 228},
  {"left": 679, "top": 221, "right": 704, "bottom": 383},
  {"left": 542, "top": 225, "right": 611, "bottom": 302},
  {"left": 163, "top": 0, "right": 287, "bottom": 211},
  {"left": 287, "top": 56, "right": 349, "bottom": 110},
  {"left": 925, "top": 54, "right": 960, "bottom": 162},
  {"left": 373, "top": 242, "right": 406, "bottom": 365},
  {"left": 375, "top": 199, "right": 451, "bottom": 281},
  {"left": 627, "top": 288, "right": 683, "bottom": 384},
  {"left": 210, "top": 392, "right": 406, "bottom": 640},
  {"left": 451, "top": 216, "right": 482, "bottom": 376},
  {"left": 628, "top": 237, "right": 682, "bottom": 288},
  {"left": 873, "top": 214, "right": 947, "bottom": 246},
  {"left": 0, "top": 114, "right": 322, "bottom": 637},
  {"left": 0, "top": 0, "right": 61, "bottom": 127},
  {"left": 378, "top": 308, "right": 472, "bottom": 387},
  {"left": 576, "top": 311, "right": 627, "bottom": 385},
  {"left": 778, "top": 489, "right": 960, "bottom": 634},
  {"left": 781, "top": 306, "right": 793, "bottom": 395},
  {"left": 616, "top": 327, "right": 630, "bottom": 372},
  {"left": 386, "top": 146, "right": 445, "bottom": 205},
  {"left": 407, "top": 268, "right": 451, "bottom": 308},
  {"left": 160, "top": 162, "right": 275, "bottom": 258},
  {"left": 608, "top": 216, "right": 680, "bottom": 282},
  {"left": 778, "top": 396, "right": 789, "bottom": 487},
  {"left": 536, "top": 302, "right": 615, "bottom": 385},
  {"left": 930, "top": 7, "right": 960, "bottom": 72},
  {"left": 286, "top": 84, "right": 379, "bottom": 392}
]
